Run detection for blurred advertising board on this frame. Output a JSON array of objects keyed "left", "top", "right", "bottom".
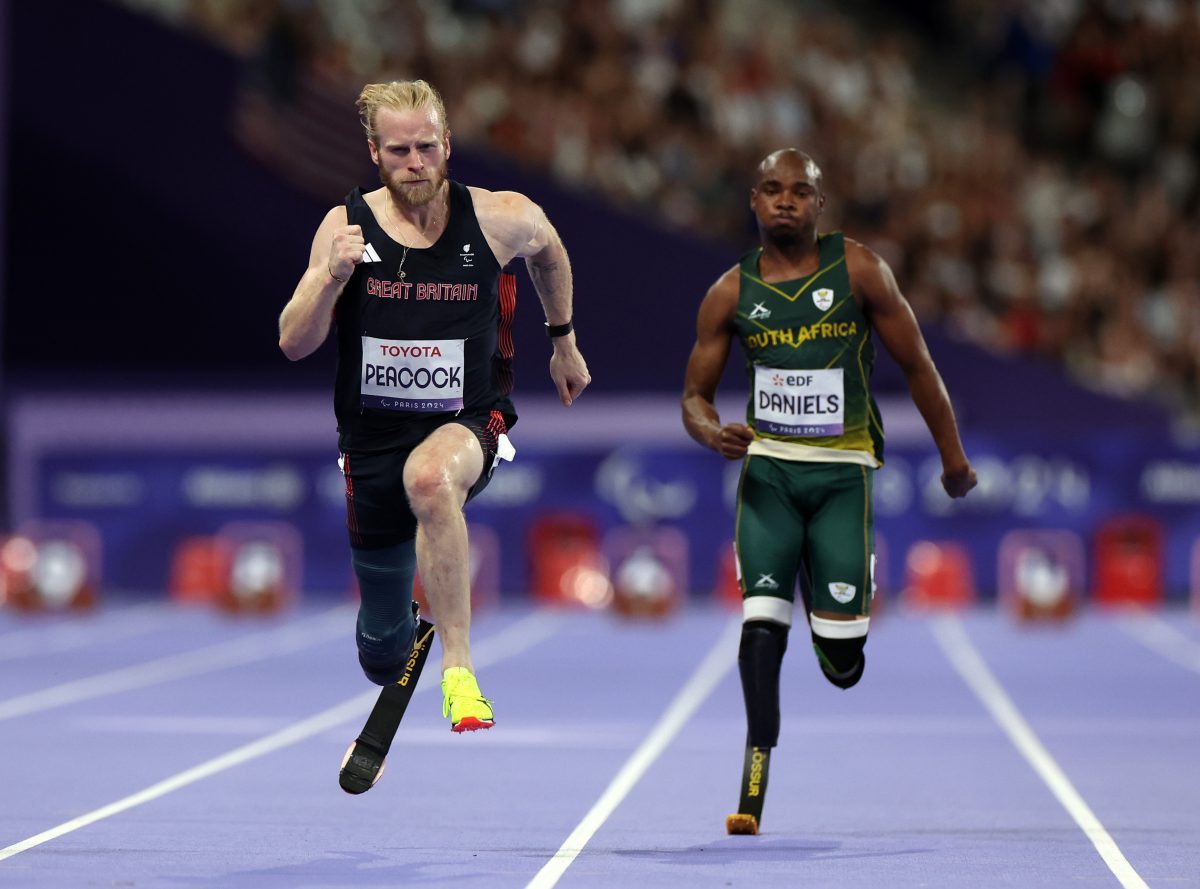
[{"left": 9, "top": 394, "right": 1200, "bottom": 600}]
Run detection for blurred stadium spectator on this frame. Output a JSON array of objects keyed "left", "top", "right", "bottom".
[{"left": 119, "top": 0, "right": 1200, "bottom": 428}]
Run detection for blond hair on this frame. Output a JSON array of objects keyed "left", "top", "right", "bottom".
[{"left": 355, "top": 80, "right": 449, "bottom": 143}]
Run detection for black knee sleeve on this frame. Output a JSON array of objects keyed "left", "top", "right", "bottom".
[
  {"left": 812, "top": 632, "right": 867, "bottom": 690},
  {"left": 738, "top": 620, "right": 789, "bottom": 749},
  {"left": 352, "top": 541, "right": 418, "bottom": 686}
]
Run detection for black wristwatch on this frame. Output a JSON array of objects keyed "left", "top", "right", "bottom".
[{"left": 545, "top": 320, "right": 573, "bottom": 338}]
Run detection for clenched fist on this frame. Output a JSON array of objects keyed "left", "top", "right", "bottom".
[
  {"left": 713, "top": 422, "right": 755, "bottom": 460},
  {"left": 328, "top": 224, "right": 365, "bottom": 283},
  {"left": 941, "top": 460, "right": 977, "bottom": 498}
]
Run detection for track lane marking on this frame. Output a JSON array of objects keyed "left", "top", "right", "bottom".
[
  {"left": 1117, "top": 613, "right": 1200, "bottom": 674},
  {"left": 931, "top": 616, "right": 1149, "bottom": 889},
  {"left": 527, "top": 617, "right": 741, "bottom": 889},
  {"left": 0, "top": 610, "right": 561, "bottom": 862},
  {"left": 0, "top": 605, "right": 356, "bottom": 722},
  {"left": 0, "top": 603, "right": 172, "bottom": 662}
]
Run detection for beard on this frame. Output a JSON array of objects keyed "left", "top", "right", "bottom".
[{"left": 380, "top": 159, "right": 448, "bottom": 208}]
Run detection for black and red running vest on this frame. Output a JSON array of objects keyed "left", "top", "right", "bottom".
[{"left": 334, "top": 181, "right": 517, "bottom": 450}]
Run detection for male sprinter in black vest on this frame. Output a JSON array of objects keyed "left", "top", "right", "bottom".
[
  {"left": 280, "top": 80, "right": 589, "bottom": 790},
  {"left": 682, "top": 149, "right": 975, "bottom": 833}
]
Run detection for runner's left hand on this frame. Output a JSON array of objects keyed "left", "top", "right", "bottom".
[
  {"left": 941, "top": 461, "right": 977, "bottom": 498},
  {"left": 549, "top": 338, "right": 591, "bottom": 406}
]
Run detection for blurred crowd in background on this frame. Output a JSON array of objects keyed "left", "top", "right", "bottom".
[{"left": 124, "top": 0, "right": 1200, "bottom": 428}]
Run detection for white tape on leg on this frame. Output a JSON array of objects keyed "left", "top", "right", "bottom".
[
  {"left": 809, "top": 614, "right": 870, "bottom": 639},
  {"left": 743, "top": 596, "right": 793, "bottom": 626}
]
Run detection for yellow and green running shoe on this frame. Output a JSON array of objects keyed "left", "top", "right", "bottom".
[{"left": 441, "top": 667, "right": 495, "bottom": 733}]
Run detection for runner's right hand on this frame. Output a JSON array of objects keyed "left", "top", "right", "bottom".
[
  {"left": 328, "top": 225, "right": 365, "bottom": 283},
  {"left": 715, "top": 423, "right": 755, "bottom": 460}
]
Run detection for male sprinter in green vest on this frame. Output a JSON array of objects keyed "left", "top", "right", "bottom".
[{"left": 682, "top": 149, "right": 976, "bottom": 834}]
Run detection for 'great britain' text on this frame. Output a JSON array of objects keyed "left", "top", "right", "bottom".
[{"left": 367, "top": 278, "right": 479, "bottom": 302}]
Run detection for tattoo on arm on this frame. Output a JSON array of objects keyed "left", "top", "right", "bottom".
[
  {"left": 530, "top": 258, "right": 568, "bottom": 299},
  {"left": 527, "top": 248, "right": 573, "bottom": 322}
]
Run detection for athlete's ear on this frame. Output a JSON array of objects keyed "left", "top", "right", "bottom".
[
  {"left": 368, "top": 138, "right": 380, "bottom": 166},
  {"left": 443, "top": 129, "right": 452, "bottom": 160}
]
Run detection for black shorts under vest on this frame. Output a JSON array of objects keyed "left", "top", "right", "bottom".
[{"left": 341, "top": 409, "right": 510, "bottom": 549}]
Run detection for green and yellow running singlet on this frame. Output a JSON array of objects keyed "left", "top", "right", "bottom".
[{"left": 734, "top": 232, "right": 884, "bottom": 467}]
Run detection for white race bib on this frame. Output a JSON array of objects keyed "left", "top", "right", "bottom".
[
  {"left": 754, "top": 366, "right": 844, "bottom": 436},
  {"left": 360, "top": 336, "right": 465, "bottom": 412}
]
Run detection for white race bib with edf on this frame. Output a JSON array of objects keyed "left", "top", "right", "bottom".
[
  {"left": 361, "top": 336, "right": 465, "bottom": 412},
  {"left": 754, "top": 366, "right": 844, "bottom": 436}
]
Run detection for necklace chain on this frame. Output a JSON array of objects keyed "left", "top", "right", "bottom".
[
  {"left": 385, "top": 193, "right": 441, "bottom": 281},
  {"left": 384, "top": 198, "right": 410, "bottom": 280}
]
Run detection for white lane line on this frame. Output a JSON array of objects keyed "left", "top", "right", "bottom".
[
  {"left": 0, "top": 610, "right": 561, "bottom": 862},
  {"left": 0, "top": 606, "right": 354, "bottom": 722},
  {"left": 931, "top": 616, "right": 1149, "bottom": 889},
  {"left": 69, "top": 715, "right": 291, "bottom": 736},
  {"left": 527, "top": 617, "right": 741, "bottom": 889},
  {"left": 0, "top": 604, "right": 173, "bottom": 661},
  {"left": 1117, "top": 614, "right": 1200, "bottom": 674}
]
